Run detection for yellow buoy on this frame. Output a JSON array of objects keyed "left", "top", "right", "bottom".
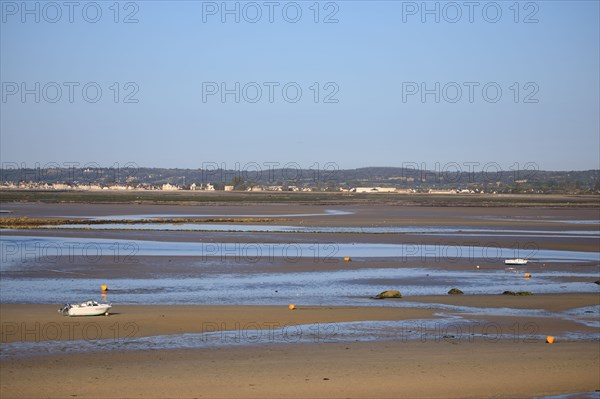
[
  {"left": 289, "top": 304, "right": 295, "bottom": 310},
  {"left": 101, "top": 284, "right": 108, "bottom": 292},
  {"left": 546, "top": 335, "right": 555, "bottom": 344},
  {"left": 524, "top": 273, "right": 531, "bottom": 278},
  {"left": 344, "top": 257, "right": 351, "bottom": 262}
]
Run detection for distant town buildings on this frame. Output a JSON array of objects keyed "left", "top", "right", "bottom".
[
  {"left": 0, "top": 180, "right": 492, "bottom": 194},
  {"left": 2, "top": 170, "right": 591, "bottom": 195},
  {"left": 1, "top": 166, "right": 596, "bottom": 195},
  {"left": 355, "top": 187, "right": 399, "bottom": 193}
]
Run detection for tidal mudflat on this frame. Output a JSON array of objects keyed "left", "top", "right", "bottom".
[{"left": 1, "top": 200, "right": 599, "bottom": 398}]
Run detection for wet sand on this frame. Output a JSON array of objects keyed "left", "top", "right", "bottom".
[
  {"left": 2, "top": 294, "right": 598, "bottom": 344},
  {"left": 2, "top": 201, "right": 599, "bottom": 228},
  {"left": 1, "top": 201, "right": 599, "bottom": 398},
  {"left": 2, "top": 249, "right": 598, "bottom": 281},
  {"left": 4, "top": 228, "right": 599, "bottom": 256},
  {"left": 407, "top": 293, "right": 600, "bottom": 311},
  {"left": 1, "top": 338, "right": 599, "bottom": 398},
  {"left": 0, "top": 304, "right": 437, "bottom": 343},
  {"left": 2, "top": 203, "right": 599, "bottom": 259},
  {"left": 2, "top": 295, "right": 600, "bottom": 398}
]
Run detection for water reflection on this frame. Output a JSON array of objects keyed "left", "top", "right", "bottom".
[
  {"left": 2, "top": 315, "right": 598, "bottom": 360},
  {"left": 44, "top": 223, "right": 600, "bottom": 238},
  {"left": 81, "top": 209, "right": 354, "bottom": 220},
  {"left": 2, "top": 236, "right": 598, "bottom": 268},
  {"left": 1, "top": 267, "right": 598, "bottom": 304}
]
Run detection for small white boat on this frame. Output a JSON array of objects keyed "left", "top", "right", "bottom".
[
  {"left": 58, "top": 300, "right": 111, "bottom": 316},
  {"left": 504, "top": 259, "right": 528, "bottom": 265}
]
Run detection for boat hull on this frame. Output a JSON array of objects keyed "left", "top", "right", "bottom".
[
  {"left": 504, "top": 259, "right": 528, "bottom": 265},
  {"left": 59, "top": 302, "right": 112, "bottom": 317},
  {"left": 67, "top": 305, "right": 111, "bottom": 316}
]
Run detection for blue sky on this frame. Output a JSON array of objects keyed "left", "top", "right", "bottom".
[{"left": 1, "top": 0, "right": 599, "bottom": 171}]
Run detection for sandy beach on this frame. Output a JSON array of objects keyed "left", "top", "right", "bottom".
[
  {"left": 1, "top": 294, "right": 598, "bottom": 343},
  {"left": 2, "top": 340, "right": 599, "bottom": 399},
  {"left": 1, "top": 200, "right": 599, "bottom": 398},
  {"left": 2, "top": 294, "right": 600, "bottom": 398},
  {"left": 0, "top": 303, "right": 438, "bottom": 343}
]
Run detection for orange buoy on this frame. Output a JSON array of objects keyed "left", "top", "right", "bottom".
[
  {"left": 101, "top": 284, "right": 108, "bottom": 292},
  {"left": 289, "top": 304, "right": 295, "bottom": 310},
  {"left": 546, "top": 335, "right": 555, "bottom": 344},
  {"left": 344, "top": 257, "right": 351, "bottom": 262},
  {"left": 525, "top": 273, "right": 531, "bottom": 278}
]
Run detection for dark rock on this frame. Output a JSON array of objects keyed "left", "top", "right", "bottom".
[
  {"left": 447, "top": 288, "right": 464, "bottom": 295},
  {"left": 373, "top": 290, "right": 401, "bottom": 299},
  {"left": 516, "top": 291, "right": 533, "bottom": 296}
]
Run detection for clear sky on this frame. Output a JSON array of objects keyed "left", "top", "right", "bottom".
[{"left": 1, "top": 0, "right": 599, "bottom": 171}]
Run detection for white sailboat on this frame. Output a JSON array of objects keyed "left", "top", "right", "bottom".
[
  {"left": 504, "top": 259, "right": 528, "bottom": 266},
  {"left": 58, "top": 300, "right": 111, "bottom": 316}
]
